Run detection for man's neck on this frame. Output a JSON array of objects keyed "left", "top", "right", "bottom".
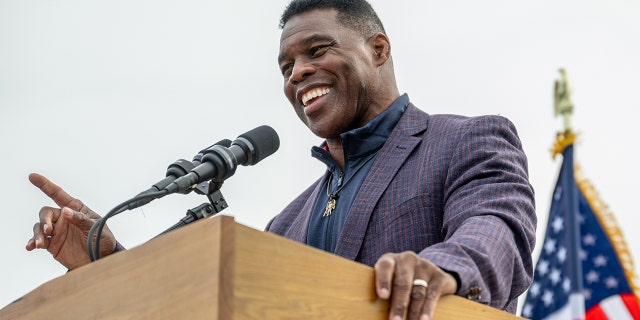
[{"left": 325, "top": 138, "right": 345, "bottom": 170}]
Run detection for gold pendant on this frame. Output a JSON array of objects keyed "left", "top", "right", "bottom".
[{"left": 323, "top": 197, "right": 337, "bottom": 217}]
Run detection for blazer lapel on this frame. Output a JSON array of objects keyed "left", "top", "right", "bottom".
[
  {"left": 334, "top": 104, "right": 429, "bottom": 260},
  {"left": 283, "top": 174, "right": 328, "bottom": 243}
]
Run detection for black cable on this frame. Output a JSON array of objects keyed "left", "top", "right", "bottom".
[{"left": 87, "top": 190, "right": 168, "bottom": 262}]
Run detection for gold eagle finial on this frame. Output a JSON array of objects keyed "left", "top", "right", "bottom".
[
  {"left": 551, "top": 69, "right": 577, "bottom": 158},
  {"left": 554, "top": 68, "right": 574, "bottom": 132}
]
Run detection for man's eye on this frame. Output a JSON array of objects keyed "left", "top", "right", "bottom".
[
  {"left": 310, "top": 46, "right": 329, "bottom": 57},
  {"left": 281, "top": 64, "right": 293, "bottom": 77}
]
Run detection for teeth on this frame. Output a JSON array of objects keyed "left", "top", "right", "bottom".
[{"left": 302, "top": 88, "right": 331, "bottom": 106}]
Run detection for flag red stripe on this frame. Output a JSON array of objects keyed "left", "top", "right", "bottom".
[
  {"left": 620, "top": 293, "right": 640, "bottom": 318},
  {"left": 586, "top": 304, "right": 608, "bottom": 320},
  {"left": 585, "top": 294, "right": 640, "bottom": 320}
]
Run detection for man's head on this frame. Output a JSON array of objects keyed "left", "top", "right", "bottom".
[{"left": 278, "top": 0, "right": 400, "bottom": 139}]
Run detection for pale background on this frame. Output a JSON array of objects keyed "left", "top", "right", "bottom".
[{"left": 1, "top": 0, "right": 639, "bottom": 311}]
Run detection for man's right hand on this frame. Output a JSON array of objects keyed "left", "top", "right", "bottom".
[{"left": 25, "top": 173, "right": 117, "bottom": 270}]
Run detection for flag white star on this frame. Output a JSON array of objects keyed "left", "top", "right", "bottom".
[
  {"left": 522, "top": 304, "right": 533, "bottom": 317},
  {"left": 542, "top": 290, "right": 554, "bottom": 307},
  {"left": 605, "top": 276, "right": 619, "bottom": 289},
  {"left": 544, "top": 238, "right": 557, "bottom": 254},
  {"left": 529, "top": 282, "right": 541, "bottom": 297},
  {"left": 551, "top": 216, "right": 564, "bottom": 233},
  {"left": 583, "top": 234, "right": 597, "bottom": 246},
  {"left": 554, "top": 187, "right": 562, "bottom": 200},
  {"left": 562, "top": 278, "right": 571, "bottom": 293},
  {"left": 557, "top": 246, "right": 567, "bottom": 262},
  {"left": 580, "top": 249, "right": 588, "bottom": 261},
  {"left": 584, "top": 288, "right": 593, "bottom": 300},
  {"left": 537, "top": 259, "right": 550, "bottom": 276},
  {"left": 586, "top": 270, "right": 600, "bottom": 284},
  {"left": 593, "top": 255, "right": 608, "bottom": 268},
  {"left": 549, "top": 268, "right": 562, "bottom": 285}
]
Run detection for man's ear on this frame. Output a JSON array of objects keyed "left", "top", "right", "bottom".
[{"left": 370, "top": 32, "right": 391, "bottom": 66}]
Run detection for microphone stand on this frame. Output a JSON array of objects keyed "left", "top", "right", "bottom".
[{"left": 154, "top": 180, "right": 229, "bottom": 239}]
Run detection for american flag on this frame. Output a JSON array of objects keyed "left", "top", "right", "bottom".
[{"left": 522, "top": 145, "right": 640, "bottom": 319}]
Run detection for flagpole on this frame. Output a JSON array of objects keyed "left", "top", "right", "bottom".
[{"left": 553, "top": 69, "right": 585, "bottom": 319}]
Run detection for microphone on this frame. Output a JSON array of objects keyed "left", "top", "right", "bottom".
[
  {"left": 127, "top": 139, "right": 232, "bottom": 210},
  {"left": 192, "top": 139, "right": 233, "bottom": 166},
  {"left": 164, "top": 125, "right": 279, "bottom": 194}
]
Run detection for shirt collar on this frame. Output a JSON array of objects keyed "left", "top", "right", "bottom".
[{"left": 312, "top": 93, "right": 410, "bottom": 164}]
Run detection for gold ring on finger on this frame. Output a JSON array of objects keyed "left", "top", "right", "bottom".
[{"left": 413, "top": 279, "right": 428, "bottom": 288}]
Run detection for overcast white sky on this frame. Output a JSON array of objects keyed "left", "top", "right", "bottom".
[{"left": 1, "top": 0, "right": 639, "bottom": 311}]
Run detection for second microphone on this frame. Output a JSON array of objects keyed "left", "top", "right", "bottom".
[{"left": 164, "top": 125, "right": 280, "bottom": 194}]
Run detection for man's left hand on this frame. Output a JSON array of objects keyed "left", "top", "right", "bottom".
[{"left": 374, "top": 251, "right": 458, "bottom": 320}]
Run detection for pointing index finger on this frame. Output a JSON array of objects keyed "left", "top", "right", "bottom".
[{"left": 29, "top": 173, "right": 79, "bottom": 210}]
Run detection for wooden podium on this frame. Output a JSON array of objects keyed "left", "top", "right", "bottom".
[{"left": 0, "top": 216, "right": 522, "bottom": 319}]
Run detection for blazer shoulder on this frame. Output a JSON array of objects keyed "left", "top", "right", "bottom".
[
  {"left": 426, "top": 113, "right": 519, "bottom": 137},
  {"left": 265, "top": 176, "right": 322, "bottom": 234},
  {"left": 427, "top": 113, "right": 515, "bottom": 127}
]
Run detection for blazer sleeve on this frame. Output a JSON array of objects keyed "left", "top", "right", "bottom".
[{"left": 419, "top": 115, "right": 536, "bottom": 310}]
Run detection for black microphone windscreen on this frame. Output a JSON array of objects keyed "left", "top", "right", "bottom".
[{"left": 239, "top": 125, "right": 280, "bottom": 165}]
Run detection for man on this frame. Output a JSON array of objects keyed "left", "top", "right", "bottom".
[{"left": 27, "top": 0, "right": 536, "bottom": 319}]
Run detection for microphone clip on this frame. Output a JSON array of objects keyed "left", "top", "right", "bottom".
[{"left": 193, "top": 180, "right": 228, "bottom": 213}]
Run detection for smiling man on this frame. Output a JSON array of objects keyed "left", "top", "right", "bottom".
[
  {"left": 267, "top": 1, "right": 537, "bottom": 319},
  {"left": 26, "top": 1, "right": 536, "bottom": 319}
]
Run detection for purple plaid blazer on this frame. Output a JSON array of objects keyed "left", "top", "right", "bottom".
[{"left": 266, "top": 104, "right": 536, "bottom": 313}]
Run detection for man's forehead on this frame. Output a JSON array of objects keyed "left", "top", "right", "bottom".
[
  {"left": 278, "top": 10, "right": 339, "bottom": 61},
  {"left": 280, "top": 8, "right": 339, "bottom": 39}
]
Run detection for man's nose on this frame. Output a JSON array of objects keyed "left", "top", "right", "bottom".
[{"left": 289, "top": 60, "right": 316, "bottom": 85}]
